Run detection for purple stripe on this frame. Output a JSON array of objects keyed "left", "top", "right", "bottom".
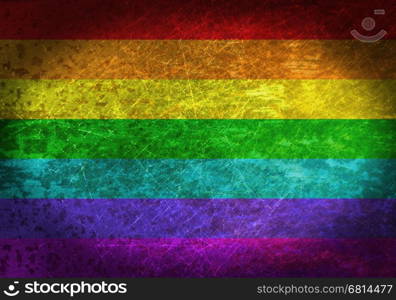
[
  {"left": 1, "top": 199, "right": 395, "bottom": 238},
  {"left": 0, "top": 238, "right": 395, "bottom": 277}
]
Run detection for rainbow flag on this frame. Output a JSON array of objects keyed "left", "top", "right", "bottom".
[{"left": 0, "top": 0, "right": 395, "bottom": 277}]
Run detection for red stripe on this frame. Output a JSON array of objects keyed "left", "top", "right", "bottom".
[
  {"left": 0, "top": 238, "right": 395, "bottom": 277},
  {"left": 0, "top": 0, "right": 395, "bottom": 39}
]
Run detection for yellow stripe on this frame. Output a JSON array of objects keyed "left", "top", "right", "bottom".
[
  {"left": 0, "top": 40, "right": 394, "bottom": 79},
  {"left": 1, "top": 79, "right": 394, "bottom": 119}
]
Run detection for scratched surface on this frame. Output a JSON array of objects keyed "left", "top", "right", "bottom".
[
  {"left": 1, "top": 120, "right": 395, "bottom": 158},
  {"left": 0, "top": 198, "right": 395, "bottom": 238},
  {"left": 0, "top": 0, "right": 395, "bottom": 279},
  {"left": 0, "top": 0, "right": 395, "bottom": 39},
  {"left": 1, "top": 40, "right": 395, "bottom": 79},
  {"left": 1, "top": 238, "right": 396, "bottom": 277},
  {"left": 1, "top": 159, "right": 395, "bottom": 199},
  {"left": 1, "top": 79, "right": 395, "bottom": 119}
]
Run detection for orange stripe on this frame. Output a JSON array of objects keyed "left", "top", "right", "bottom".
[{"left": 1, "top": 40, "right": 394, "bottom": 79}]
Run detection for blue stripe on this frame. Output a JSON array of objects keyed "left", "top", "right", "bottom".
[
  {"left": 0, "top": 198, "right": 395, "bottom": 238},
  {"left": 1, "top": 159, "right": 394, "bottom": 199}
]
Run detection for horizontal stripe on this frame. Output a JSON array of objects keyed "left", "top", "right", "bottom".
[
  {"left": 1, "top": 238, "right": 395, "bottom": 277},
  {"left": 0, "top": 0, "right": 395, "bottom": 39},
  {"left": 1, "top": 40, "right": 395, "bottom": 79},
  {"left": 1, "top": 120, "right": 395, "bottom": 159},
  {"left": 1, "top": 198, "right": 394, "bottom": 238},
  {"left": 1, "top": 159, "right": 394, "bottom": 199},
  {"left": 2, "top": 79, "right": 396, "bottom": 119}
]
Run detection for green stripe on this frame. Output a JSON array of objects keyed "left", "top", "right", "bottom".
[{"left": 1, "top": 120, "right": 395, "bottom": 159}]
